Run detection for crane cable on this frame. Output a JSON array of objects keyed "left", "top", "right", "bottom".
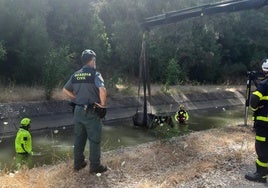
[{"left": 135, "top": 32, "right": 152, "bottom": 125}]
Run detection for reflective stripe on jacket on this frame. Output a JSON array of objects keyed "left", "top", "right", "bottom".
[
  {"left": 251, "top": 77, "right": 268, "bottom": 123},
  {"left": 174, "top": 110, "right": 189, "bottom": 122}
]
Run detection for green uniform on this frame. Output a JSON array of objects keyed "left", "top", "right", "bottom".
[
  {"left": 64, "top": 65, "right": 105, "bottom": 170},
  {"left": 15, "top": 128, "right": 32, "bottom": 154}
]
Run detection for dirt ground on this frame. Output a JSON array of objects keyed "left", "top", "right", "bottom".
[{"left": 0, "top": 124, "right": 266, "bottom": 188}]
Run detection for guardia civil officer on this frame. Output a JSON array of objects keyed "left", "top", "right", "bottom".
[
  {"left": 245, "top": 59, "right": 268, "bottom": 183},
  {"left": 63, "top": 49, "right": 107, "bottom": 174},
  {"left": 15, "top": 117, "right": 32, "bottom": 154}
]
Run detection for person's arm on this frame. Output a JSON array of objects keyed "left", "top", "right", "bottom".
[
  {"left": 22, "top": 132, "right": 32, "bottom": 154},
  {"left": 250, "top": 93, "right": 260, "bottom": 111},
  {"left": 94, "top": 72, "right": 106, "bottom": 107},
  {"left": 99, "top": 87, "right": 107, "bottom": 107},
  {"left": 250, "top": 84, "right": 263, "bottom": 111},
  {"left": 174, "top": 112, "right": 178, "bottom": 122},
  {"left": 62, "top": 88, "right": 76, "bottom": 100},
  {"left": 21, "top": 143, "right": 28, "bottom": 153},
  {"left": 186, "top": 111, "right": 189, "bottom": 120}
]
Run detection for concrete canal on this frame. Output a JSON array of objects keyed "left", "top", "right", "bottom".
[{"left": 0, "top": 105, "right": 246, "bottom": 171}]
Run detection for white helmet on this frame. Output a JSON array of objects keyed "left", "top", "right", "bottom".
[
  {"left": 81, "top": 49, "right": 96, "bottom": 64},
  {"left": 262, "top": 59, "right": 268, "bottom": 72},
  {"left": 82, "top": 49, "right": 96, "bottom": 57}
]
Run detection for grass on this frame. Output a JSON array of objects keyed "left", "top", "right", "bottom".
[
  {"left": 0, "top": 84, "right": 83, "bottom": 103},
  {"left": 0, "top": 85, "right": 45, "bottom": 103},
  {"left": 0, "top": 83, "right": 245, "bottom": 103},
  {"left": 0, "top": 84, "right": 138, "bottom": 103},
  {"left": 150, "top": 120, "right": 191, "bottom": 139}
]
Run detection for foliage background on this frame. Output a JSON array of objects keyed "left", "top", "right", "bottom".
[{"left": 0, "top": 0, "right": 267, "bottom": 98}]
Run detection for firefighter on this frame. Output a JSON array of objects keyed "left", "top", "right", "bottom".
[
  {"left": 174, "top": 105, "right": 189, "bottom": 132},
  {"left": 174, "top": 105, "right": 189, "bottom": 125},
  {"left": 15, "top": 118, "right": 32, "bottom": 154},
  {"left": 245, "top": 58, "right": 268, "bottom": 183},
  {"left": 14, "top": 117, "right": 34, "bottom": 168}
]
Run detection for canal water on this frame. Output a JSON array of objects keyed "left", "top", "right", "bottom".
[{"left": 0, "top": 105, "right": 248, "bottom": 171}]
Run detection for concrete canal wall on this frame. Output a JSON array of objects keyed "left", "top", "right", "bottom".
[{"left": 0, "top": 86, "right": 246, "bottom": 135}]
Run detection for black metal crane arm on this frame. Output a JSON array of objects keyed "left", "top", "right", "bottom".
[{"left": 141, "top": 0, "right": 268, "bottom": 30}]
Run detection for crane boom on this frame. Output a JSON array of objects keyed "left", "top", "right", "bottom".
[{"left": 141, "top": 0, "right": 268, "bottom": 29}]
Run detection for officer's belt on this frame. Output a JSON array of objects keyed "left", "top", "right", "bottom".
[
  {"left": 76, "top": 104, "right": 94, "bottom": 111},
  {"left": 76, "top": 104, "right": 93, "bottom": 107}
]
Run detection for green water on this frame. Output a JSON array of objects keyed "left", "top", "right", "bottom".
[{"left": 0, "top": 106, "right": 247, "bottom": 171}]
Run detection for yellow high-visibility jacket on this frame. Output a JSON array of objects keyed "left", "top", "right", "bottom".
[
  {"left": 174, "top": 110, "right": 189, "bottom": 122},
  {"left": 15, "top": 128, "right": 32, "bottom": 154}
]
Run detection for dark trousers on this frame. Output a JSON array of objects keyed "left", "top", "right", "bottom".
[
  {"left": 73, "top": 106, "right": 102, "bottom": 169},
  {"left": 255, "top": 136, "right": 268, "bottom": 174},
  {"left": 255, "top": 125, "right": 268, "bottom": 174}
]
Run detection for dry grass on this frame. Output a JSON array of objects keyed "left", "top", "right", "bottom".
[
  {"left": 0, "top": 125, "right": 256, "bottom": 188},
  {"left": 0, "top": 84, "right": 245, "bottom": 103},
  {"left": 0, "top": 85, "right": 70, "bottom": 103},
  {"left": 0, "top": 85, "right": 45, "bottom": 103}
]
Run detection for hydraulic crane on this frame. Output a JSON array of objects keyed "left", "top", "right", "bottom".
[
  {"left": 133, "top": 0, "right": 268, "bottom": 127},
  {"left": 141, "top": 0, "right": 268, "bottom": 30}
]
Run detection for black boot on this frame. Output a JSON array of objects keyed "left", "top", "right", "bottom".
[
  {"left": 74, "top": 160, "right": 87, "bottom": 172},
  {"left": 245, "top": 172, "right": 267, "bottom": 183},
  {"left": 245, "top": 163, "right": 267, "bottom": 183},
  {"left": 90, "top": 164, "right": 107, "bottom": 174}
]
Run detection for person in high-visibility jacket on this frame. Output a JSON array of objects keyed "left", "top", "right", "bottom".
[
  {"left": 245, "top": 59, "right": 268, "bottom": 183},
  {"left": 174, "top": 105, "right": 189, "bottom": 125},
  {"left": 15, "top": 118, "right": 32, "bottom": 154}
]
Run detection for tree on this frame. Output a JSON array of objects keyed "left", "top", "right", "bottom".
[
  {"left": 99, "top": 0, "right": 144, "bottom": 83},
  {"left": 0, "top": 0, "right": 267, "bottom": 87},
  {"left": 187, "top": 19, "right": 221, "bottom": 83},
  {"left": 46, "top": 0, "right": 110, "bottom": 71},
  {"left": 165, "top": 58, "right": 184, "bottom": 85},
  {"left": 0, "top": 0, "right": 50, "bottom": 84},
  {"left": 42, "top": 46, "right": 72, "bottom": 100}
]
